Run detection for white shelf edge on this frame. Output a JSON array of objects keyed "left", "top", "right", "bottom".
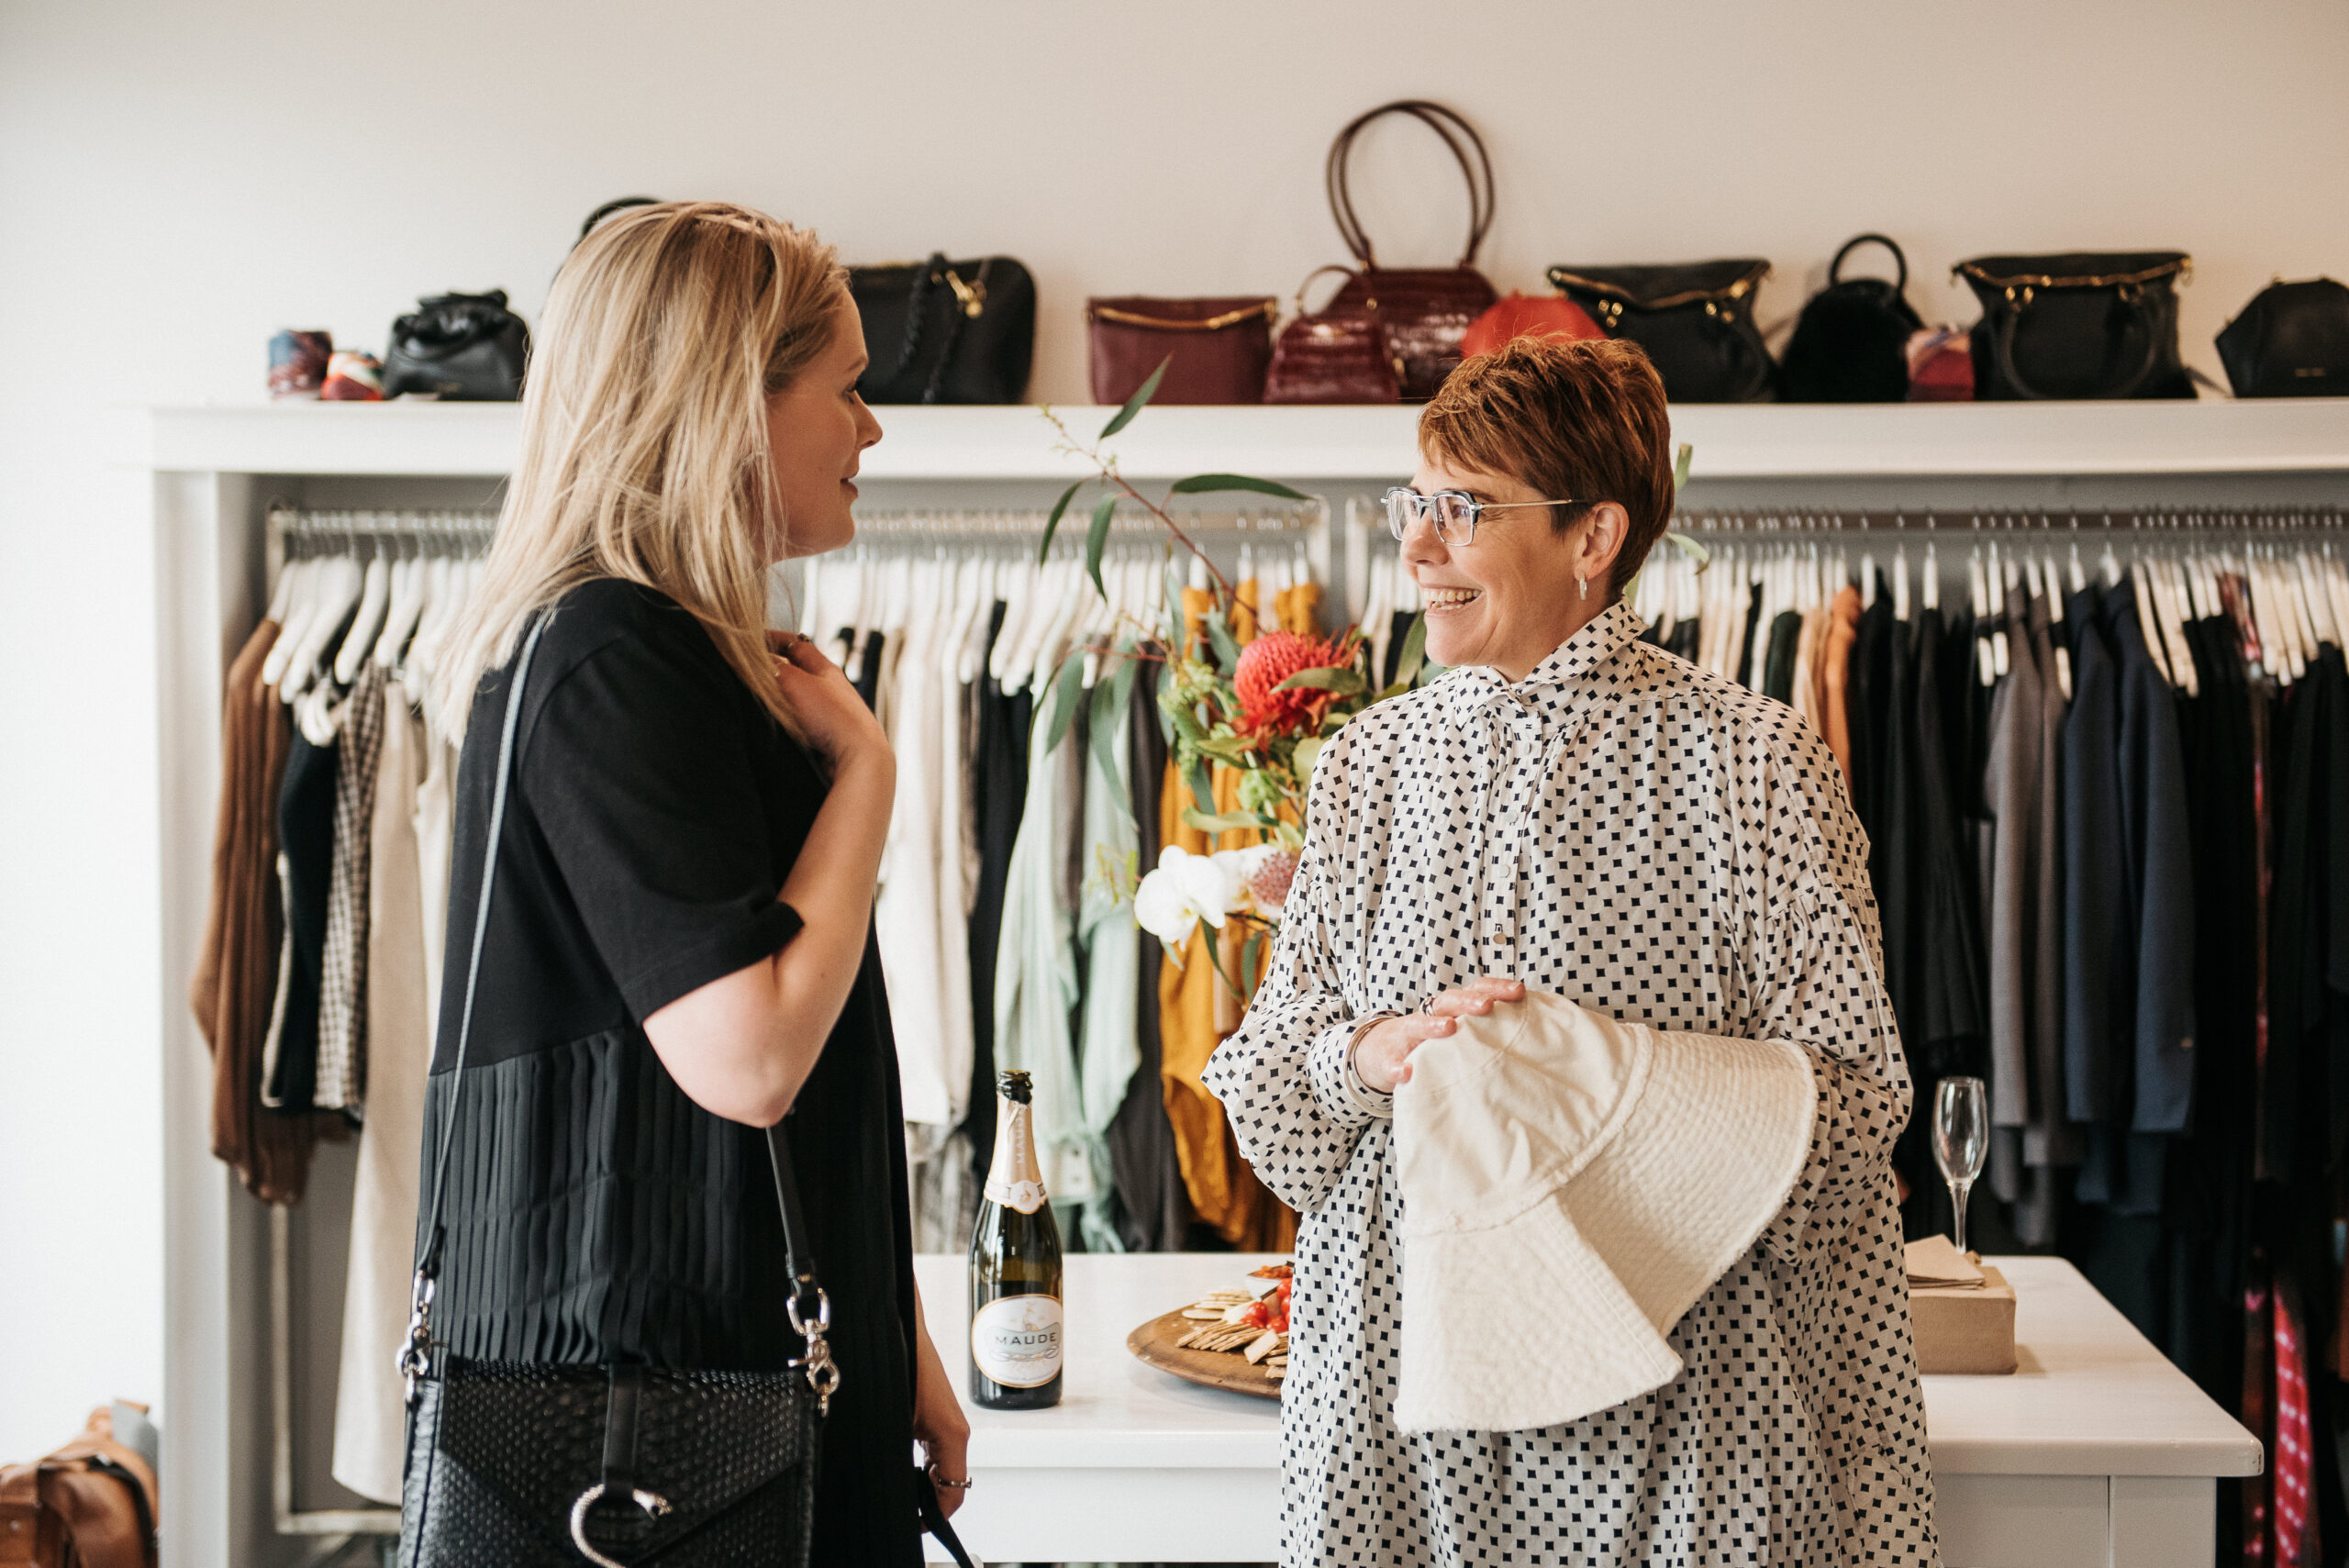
[{"left": 136, "top": 399, "right": 2349, "bottom": 483}]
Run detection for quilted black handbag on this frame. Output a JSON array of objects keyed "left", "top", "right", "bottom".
[
  {"left": 396, "top": 617, "right": 976, "bottom": 1568},
  {"left": 1955, "top": 251, "right": 2193, "bottom": 400},
  {"left": 381, "top": 291, "right": 530, "bottom": 401},
  {"left": 850, "top": 254, "right": 1036, "bottom": 404},
  {"left": 2216, "top": 277, "right": 2349, "bottom": 397},
  {"left": 1779, "top": 234, "right": 1924, "bottom": 403},
  {"left": 1545, "top": 260, "right": 1776, "bottom": 402}
]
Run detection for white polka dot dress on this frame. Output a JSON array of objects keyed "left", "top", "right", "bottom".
[{"left": 1206, "top": 602, "right": 1939, "bottom": 1567}]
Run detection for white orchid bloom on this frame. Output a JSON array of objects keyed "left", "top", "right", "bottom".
[
  {"left": 1212, "top": 843, "right": 1280, "bottom": 917},
  {"left": 1133, "top": 845, "right": 1234, "bottom": 951}
]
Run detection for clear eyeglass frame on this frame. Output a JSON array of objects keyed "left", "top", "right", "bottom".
[{"left": 1381, "top": 485, "right": 1583, "bottom": 547}]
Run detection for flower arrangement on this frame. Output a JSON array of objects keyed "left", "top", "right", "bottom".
[{"left": 1029, "top": 362, "right": 1432, "bottom": 1000}]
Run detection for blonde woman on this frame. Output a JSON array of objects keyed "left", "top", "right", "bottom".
[{"left": 423, "top": 201, "right": 966, "bottom": 1562}]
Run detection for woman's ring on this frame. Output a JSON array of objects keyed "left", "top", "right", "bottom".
[{"left": 928, "top": 1462, "right": 974, "bottom": 1491}]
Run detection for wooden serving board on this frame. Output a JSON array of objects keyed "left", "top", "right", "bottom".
[{"left": 1126, "top": 1308, "right": 1282, "bottom": 1400}]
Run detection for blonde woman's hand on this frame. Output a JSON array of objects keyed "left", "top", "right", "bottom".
[
  {"left": 769, "top": 631, "right": 892, "bottom": 783},
  {"left": 1352, "top": 977, "right": 1527, "bottom": 1095}
]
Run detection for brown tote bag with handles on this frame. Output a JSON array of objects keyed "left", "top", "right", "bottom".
[{"left": 1322, "top": 100, "right": 1500, "bottom": 400}]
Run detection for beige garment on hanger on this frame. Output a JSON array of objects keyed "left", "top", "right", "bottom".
[
  {"left": 1822, "top": 585, "right": 1861, "bottom": 786},
  {"left": 332, "top": 687, "right": 430, "bottom": 1504}
]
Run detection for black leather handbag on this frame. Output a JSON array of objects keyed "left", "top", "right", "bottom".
[
  {"left": 381, "top": 290, "right": 530, "bottom": 401},
  {"left": 2217, "top": 277, "right": 2349, "bottom": 397},
  {"left": 1779, "top": 234, "right": 1923, "bottom": 403},
  {"left": 396, "top": 618, "right": 976, "bottom": 1568},
  {"left": 1545, "top": 260, "right": 1776, "bottom": 402},
  {"left": 851, "top": 254, "right": 1036, "bottom": 404},
  {"left": 1955, "top": 251, "right": 2193, "bottom": 400}
]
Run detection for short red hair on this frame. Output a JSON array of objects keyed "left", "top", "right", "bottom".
[{"left": 1417, "top": 337, "right": 1674, "bottom": 598}]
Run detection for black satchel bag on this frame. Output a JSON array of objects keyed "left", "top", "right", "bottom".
[
  {"left": 1545, "top": 260, "right": 1776, "bottom": 402},
  {"left": 2217, "top": 277, "right": 2349, "bottom": 397},
  {"left": 851, "top": 254, "right": 1036, "bottom": 404},
  {"left": 382, "top": 290, "right": 530, "bottom": 401},
  {"left": 1955, "top": 251, "right": 2193, "bottom": 400},
  {"left": 1779, "top": 234, "right": 1923, "bottom": 403},
  {"left": 397, "top": 618, "right": 977, "bottom": 1568}
]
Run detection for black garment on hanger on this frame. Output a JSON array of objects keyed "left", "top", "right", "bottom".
[
  {"left": 1761, "top": 609, "right": 1801, "bottom": 704},
  {"left": 1847, "top": 582, "right": 1892, "bottom": 837},
  {"left": 264, "top": 728, "right": 339, "bottom": 1111},
  {"left": 963, "top": 607, "right": 1030, "bottom": 1188},
  {"left": 1384, "top": 608, "right": 1416, "bottom": 686},
  {"left": 1108, "top": 652, "right": 1188, "bottom": 1252},
  {"left": 853, "top": 630, "right": 886, "bottom": 710},
  {"left": 1735, "top": 580, "right": 1763, "bottom": 689},
  {"left": 1667, "top": 615, "right": 1700, "bottom": 664}
]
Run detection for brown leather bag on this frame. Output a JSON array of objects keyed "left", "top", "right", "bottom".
[
  {"left": 1322, "top": 101, "right": 1499, "bottom": 399},
  {"left": 1264, "top": 267, "right": 1402, "bottom": 405},
  {"left": 1086, "top": 295, "right": 1278, "bottom": 405},
  {"left": 0, "top": 1408, "right": 159, "bottom": 1568}
]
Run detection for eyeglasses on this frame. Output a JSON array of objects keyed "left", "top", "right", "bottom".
[{"left": 1382, "top": 486, "right": 1582, "bottom": 547}]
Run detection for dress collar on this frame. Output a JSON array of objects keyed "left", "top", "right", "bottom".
[{"left": 1436, "top": 601, "right": 1643, "bottom": 730}]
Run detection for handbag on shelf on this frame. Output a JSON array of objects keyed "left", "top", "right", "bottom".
[
  {"left": 0, "top": 1405, "right": 159, "bottom": 1568},
  {"left": 2216, "top": 277, "right": 2349, "bottom": 397},
  {"left": 1546, "top": 260, "right": 1776, "bottom": 403},
  {"left": 1264, "top": 266, "right": 1401, "bottom": 405},
  {"left": 397, "top": 617, "right": 981, "bottom": 1568},
  {"left": 381, "top": 291, "right": 530, "bottom": 401},
  {"left": 1779, "top": 234, "right": 1924, "bottom": 403},
  {"left": 1954, "top": 251, "right": 2194, "bottom": 401},
  {"left": 1905, "top": 328, "right": 1976, "bottom": 402},
  {"left": 1085, "top": 295, "right": 1278, "bottom": 405},
  {"left": 850, "top": 254, "right": 1035, "bottom": 405},
  {"left": 1458, "top": 291, "right": 1603, "bottom": 360},
  {"left": 1320, "top": 100, "right": 1499, "bottom": 399}
]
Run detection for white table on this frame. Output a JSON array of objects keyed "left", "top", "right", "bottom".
[{"left": 916, "top": 1252, "right": 2260, "bottom": 1566}]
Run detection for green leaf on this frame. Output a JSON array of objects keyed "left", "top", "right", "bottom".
[
  {"left": 1107, "top": 637, "right": 1141, "bottom": 729},
  {"left": 1166, "top": 473, "right": 1311, "bottom": 503},
  {"left": 1184, "top": 806, "right": 1275, "bottom": 835},
  {"left": 1186, "top": 760, "right": 1215, "bottom": 818},
  {"left": 1038, "top": 480, "right": 1082, "bottom": 565},
  {"left": 1274, "top": 666, "right": 1367, "bottom": 696},
  {"left": 1162, "top": 556, "right": 1186, "bottom": 647},
  {"left": 1085, "top": 495, "right": 1118, "bottom": 600},
  {"left": 1394, "top": 612, "right": 1429, "bottom": 687},
  {"left": 1203, "top": 608, "right": 1241, "bottom": 675},
  {"left": 1087, "top": 661, "right": 1124, "bottom": 786},
  {"left": 1100, "top": 357, "right": 1170, "bottom": 440},
  {"left": 1294, "top": 735, "right": 1325, "bottom": 786},
  {"left": 1241, "top": 931, "right": 1264, "bottom": 1000},
  {"left": 1672, "top": 440, "right": 1695, "bottom": 498},
  {"left": 1040, "top": 651, "right": 1086, "bottom": 754}
]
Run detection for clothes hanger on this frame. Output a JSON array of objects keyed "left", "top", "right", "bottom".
[
  {"left": 281, "top": 548, "right": 363, "bottom": 704},
  {"left": 2043, "top": 552, "right": 2073, "bottom": 699},
  {"left": 334, "top": 536, "right": 393, "bottom": 684},
  {"left": 2068, "top": 539, "right": 2087, "bottom": 596},
  {"left": 373, "top": 533, "right": 428, "bottom": 670},
  {"left": 2127, "top": 546, "right": 2175, "bottom": 688},
  {"left": 2154, "top": 555, "right": 2198, "bottom": 697}
]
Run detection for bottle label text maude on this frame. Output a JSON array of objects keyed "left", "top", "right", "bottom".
[{"left": 971, "top": 1294, "right": 1063, "bottom": 1387}]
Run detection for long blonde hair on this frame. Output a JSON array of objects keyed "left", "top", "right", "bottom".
[{"left": 436, "top": 200, "right": 847, "bottom": 737}]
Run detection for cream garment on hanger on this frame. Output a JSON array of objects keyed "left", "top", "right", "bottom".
[
  {"left": 330, "top": 685, "right": 430, "bottom": 1505},
  {"left": 876, "top": 558, "right": 962, "bottom": 1129}
]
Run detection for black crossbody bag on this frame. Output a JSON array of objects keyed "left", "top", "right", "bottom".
[{"left": 396, "top": 617, "right": 976, "bottom": 1568}]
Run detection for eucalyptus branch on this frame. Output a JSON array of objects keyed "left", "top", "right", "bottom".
[{"left": 1040, "top": 406, "right": 1238, "bottom": 604}]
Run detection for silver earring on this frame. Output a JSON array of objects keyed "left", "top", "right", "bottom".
[{"left": 1577, "top": 574, "right": 1588, "bottom": 600}]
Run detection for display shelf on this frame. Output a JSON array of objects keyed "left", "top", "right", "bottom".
[{"left": 140, "top": 397, "right": 2349, "bottom": 483}]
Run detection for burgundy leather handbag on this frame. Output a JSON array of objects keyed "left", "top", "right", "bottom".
[
  {"left": 1264, "top": 267, "right": 1402, "bottom": 405},
  {"left": 1086, "top": 295, "right": 1279, "bottom": 405},
  {"left": 1322, "top": 101, "right": 1499, "bottom": 399}
]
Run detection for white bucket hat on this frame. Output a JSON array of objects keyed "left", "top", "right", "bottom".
[{"left": 1392, "top": 989, "right": 1816, "bottom": 1435}]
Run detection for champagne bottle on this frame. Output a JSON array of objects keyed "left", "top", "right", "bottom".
[{"left": 968, "top": 1069, "right": 1064, "bottom": 1409}]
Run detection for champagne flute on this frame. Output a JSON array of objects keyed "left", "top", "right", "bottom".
[{"left": 1932, "top": 1076, "right": 1989, "bottom": 1256}]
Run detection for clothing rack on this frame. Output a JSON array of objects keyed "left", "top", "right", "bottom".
[{"left": 1668, "top": 507, "right": 2349, "bottom": 536}]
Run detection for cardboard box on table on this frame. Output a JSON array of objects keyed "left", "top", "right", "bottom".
[{"left": 1906, "top": 1236, "right": 2018, "bottom": 1375}]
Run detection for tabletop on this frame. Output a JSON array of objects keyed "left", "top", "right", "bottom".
[{"left": 914, "top": 1251, "right": 2260, "bottom": 1479}]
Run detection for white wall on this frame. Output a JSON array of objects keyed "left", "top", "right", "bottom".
[{"left": 4, "top": 0, "right": 2347, "bottom": 1468}]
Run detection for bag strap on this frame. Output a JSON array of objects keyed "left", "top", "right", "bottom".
[
  {"left": 1829, "top": 233, "right": 1909, "bottom": 293},
  {"left": 402, "top": 610, "right": 837, "bottom": 1411},
  {"left": 917, "top": 1472, "right": 981, "bottom": 1568},
  {"left": 1325, "top": 100, "right": 1494, "bottom": 271}
]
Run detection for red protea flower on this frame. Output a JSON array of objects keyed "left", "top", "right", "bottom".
[{"left": 1234, "top": 631, "right": 1356, "bottom": 737}]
